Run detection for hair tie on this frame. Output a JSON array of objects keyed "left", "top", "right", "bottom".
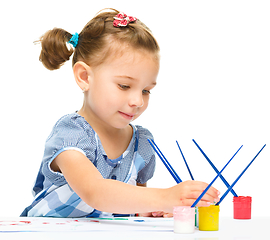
[
  {"left": 68, "top": 32, "right": 79, "bottom": 48},
  {"left": 113, "top": 12, "right": 137, "bottom": 27}
]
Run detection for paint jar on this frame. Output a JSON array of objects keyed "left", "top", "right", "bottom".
[
  {"left": 173, "top": 206, "right": 195, "bottom": 234},
  {"left": 233, "top": 196, "right": 252, "bottom": 219},
  {"left": 198, "top": 205, "right": 220, "bottom": 231}
]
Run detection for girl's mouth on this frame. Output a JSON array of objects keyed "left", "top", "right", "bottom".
[{"left": 118, "top": 111, "right": 135, "bottom": 120}]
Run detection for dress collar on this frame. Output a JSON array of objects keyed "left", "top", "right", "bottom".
[{"left": 97, "top": 125, "right": 137, "bottom": 167}]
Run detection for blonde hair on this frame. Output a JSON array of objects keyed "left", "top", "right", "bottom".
[{"left": 38, "top": 9, "right": 160, "bottom": 70}]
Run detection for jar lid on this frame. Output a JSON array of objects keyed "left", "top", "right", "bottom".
[{"left": 233, "top": 196, "right": 252, "bottom": 202}]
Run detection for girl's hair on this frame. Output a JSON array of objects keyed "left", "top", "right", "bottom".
[{"left": 38, "top": 8, "right": 160, "bottom": 70}]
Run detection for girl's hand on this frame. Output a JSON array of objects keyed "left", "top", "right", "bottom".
[
  {"left": 163, "top": 180, "right": 220, "bottom": 211},
  {"left": 139, "top": 211, "right": 173, "bottom": 218}
]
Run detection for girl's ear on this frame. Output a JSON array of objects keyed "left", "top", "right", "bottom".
[{"left": 73, "top": 61, "right": 93, "bottom": 92}]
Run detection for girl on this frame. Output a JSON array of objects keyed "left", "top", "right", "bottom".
[{"left": 21, "top": 9, "right": 220, "bottom": 218}]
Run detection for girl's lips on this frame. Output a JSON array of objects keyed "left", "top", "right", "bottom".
[{"left": 119, "top": 111, "right": 135, "bottom": 120}]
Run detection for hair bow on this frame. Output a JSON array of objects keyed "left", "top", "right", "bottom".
[{"left": 113, "top": 12, "right": 137, "bottom": 27}]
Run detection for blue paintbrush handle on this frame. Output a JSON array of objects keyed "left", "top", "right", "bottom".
[
  {"left": 176, "top": 141, "right": 194, "bottom": 180},
  {"left": 148, "top": 139, "right": 182, "bottom": 183},
  {"left": 191, "top": 144, "right": 242, "bottom": 207},
  {"left": 216, "top": 144, "right": 266, "bottom": 205},
  {"left": 192, "top": 139, "right": 239, "bottom": 197}
]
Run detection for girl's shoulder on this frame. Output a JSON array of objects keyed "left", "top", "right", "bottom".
[
  {"left": 43, "top": 112, "right": 98, "bottom": 164},
  {"left": 49, "top": 112, "right": 95, "bottom": 137},
  {"left": 134, "top": 125, "right": 154, "bottom": 140},
  {"left": 54, "top": 112, "right": 92, "bottom": 129},
  {"left": 133, "top": 125, "right": 155, "bottom": 156},
  {"left": 45, "top": 112, "right": 97, "bottom": 151}
]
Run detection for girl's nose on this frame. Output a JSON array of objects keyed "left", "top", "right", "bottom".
[{"left": 129, "top": 92, "right": 144, "bottom": 108}]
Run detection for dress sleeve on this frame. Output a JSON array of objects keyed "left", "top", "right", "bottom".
[
  {"left": 135, "top": 126, "right": 156, "bottom": 184},
  {"left": 41, "top": 114, "right": 97, "bottom": 186}
]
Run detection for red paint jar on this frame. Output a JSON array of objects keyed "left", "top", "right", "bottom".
[{"left": 233, "top": 196, "right": 252, "bottom": 219}]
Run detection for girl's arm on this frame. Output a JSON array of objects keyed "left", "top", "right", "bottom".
[
  {"left": 52, "top": 150, "right": 220, "bottom": 214},
  {"left": 136, "top": 182, "right": 173, "bottom": 217}
]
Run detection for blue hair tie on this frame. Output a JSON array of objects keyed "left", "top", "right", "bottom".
[{"left": 68, "top": 32, "right": 79, "bottom": 48}]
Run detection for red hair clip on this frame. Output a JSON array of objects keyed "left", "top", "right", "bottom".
[{"left": 113, "top": 12, "right": 137, "bottom": 27}]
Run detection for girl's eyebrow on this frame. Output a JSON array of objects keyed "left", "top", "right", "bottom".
[
  {"left": 115, "top": 75, "right": 157, "bottom": 86},
  {"left": 115, "top": 75, "right": 136, "bottom": 80}
]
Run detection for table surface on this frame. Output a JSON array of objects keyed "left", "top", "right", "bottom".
[{"left": 0, "top": 216, "right": 269, "bottom": 240}]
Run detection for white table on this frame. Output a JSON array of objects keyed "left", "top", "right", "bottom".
[{"left": 0, "top": 216, "right": 268, "bottom": 240}]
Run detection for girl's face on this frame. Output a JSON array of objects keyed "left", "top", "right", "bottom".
[{"left": 85, "top": 49, "right": 159, "bottom": 130}]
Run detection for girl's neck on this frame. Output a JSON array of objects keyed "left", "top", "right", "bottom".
[
  {"left": 77, "top": 107, "right": 126, "bottom": 136},
  {"left": 77, "top": 107, "right": 133, "bottom": 160}
]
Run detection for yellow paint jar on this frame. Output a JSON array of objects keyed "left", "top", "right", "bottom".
[{"left": 198, "top": 205, "right": 220, "bottom": 231}]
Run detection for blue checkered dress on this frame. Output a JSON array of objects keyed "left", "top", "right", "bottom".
[{"left": 21, "top": 113, "right": 156, "bottom": 218}]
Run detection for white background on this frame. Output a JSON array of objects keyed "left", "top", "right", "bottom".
[{"left": 0, "top": 0, "right": 269, "bottom": 217}]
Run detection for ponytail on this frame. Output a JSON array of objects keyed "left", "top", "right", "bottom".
[
  {"left": 37, "top": 9, "right": 159, "bottom": 71},
  {"left": 38, "top": 28, "right": 74, "bottom": 70}
]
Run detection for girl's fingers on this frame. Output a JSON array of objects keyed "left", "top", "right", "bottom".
[
  {"left": 185, "top": 189, "right": 219, "bottom": 203},
  {"left": 195, "top": 191, "right": 220, "bottom": 203},
  {"left": 186, "top": 181, "right": 220, "bottom": 198},
  {"left": 195, "top": 200, "right": 212, "bottom": 207},
  {"left": 176, "top": 198, "right": 211, "bottom": 207},
  {"left": 163, "top": 213, "right": 173, "bottom": 218},
  {"left": 171, "top": 180, "right": 221, "bottom": 209},
  {"left": 190, "top": 182, "right": 220, "bottom": 200}
]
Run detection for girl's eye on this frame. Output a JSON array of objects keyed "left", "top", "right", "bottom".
[
  {"left": 142, "top": 89, "right": 151, "bottom": 95},
  {"left": 118, "top": 84, "right": 130, "bottom": 90}
]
